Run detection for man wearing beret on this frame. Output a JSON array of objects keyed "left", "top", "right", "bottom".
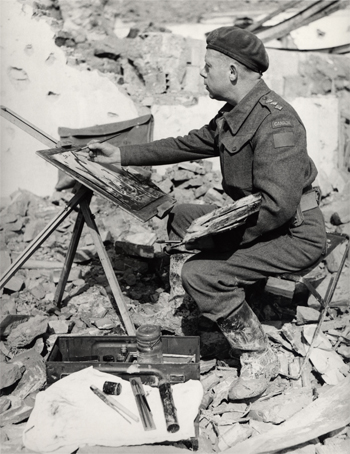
[{"left": 89, "top": 27, "right": 327, "bottom": 400}]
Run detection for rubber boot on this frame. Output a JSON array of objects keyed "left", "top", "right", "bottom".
[{"left": 217, "top": 301, "right": 279, "bottom": 401}]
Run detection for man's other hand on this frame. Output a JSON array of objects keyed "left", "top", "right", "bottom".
[
  {"left": 87, "top": 141, "right": 121, "bottom": 166},
  {"left": 185, "top": 235, "right": 215, "bottom": 251}
]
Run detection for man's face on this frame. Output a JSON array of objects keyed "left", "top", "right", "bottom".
[{"left": 200, "top": 49, "right": 231, "bottom": 102}]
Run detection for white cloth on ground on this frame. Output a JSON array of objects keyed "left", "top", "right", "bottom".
[{"left": 23, "top": 367, "right": 203, "bottom": 454}]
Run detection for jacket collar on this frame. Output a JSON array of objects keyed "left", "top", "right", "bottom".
[{"left": 220, "top": 79, "right": 271, "bottom": 135}]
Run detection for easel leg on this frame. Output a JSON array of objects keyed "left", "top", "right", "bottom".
[
  {"left": 53, "top": 209, "right": 86, "bottom": 308},
  {"left": 80, "top": 199, "right": 136, "bottom": 335},
  {"left": 0, "top": 187, "right": 88, "bottom": 290}
]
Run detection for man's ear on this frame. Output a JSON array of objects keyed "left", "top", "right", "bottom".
[{"left": 229, "top": 64, "right": 238, "bottom": 82}]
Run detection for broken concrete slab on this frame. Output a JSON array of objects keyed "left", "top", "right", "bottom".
[
  {"left": 225, "top": 376, "right": 350, "bottom": 454},
  {"left": 218, "top": 423, "right": 252, "bottom": 451},
  {"left": 0, "top": 362, "right": 25, "bottom": 391},
  {"left": 6, "top": 315, "right": 48, "bottom": 348},
  {"left": 9, "top": 349, "right": 46, "bottom": 400},
  {"left": 249, "top": 387, "right": 314, "bottom": 424},
  {"left": 0, "top": 396, "right": 11, "bottom": 414},
  {"left": 309, "top": 348, "right": 348, "bottom": 385},
  {"left": 48, "top": 320, "right": 71, "bottom": 334},
  {"left": 296, "top": 306, "right": 320, "bottom": 325},
  {"left": 4, "top": 276, "right": 24, "bottom": 293}
]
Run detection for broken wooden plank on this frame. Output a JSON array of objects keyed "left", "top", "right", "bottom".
[
  {"left": 224, "top": 375, "right": 350, "bottom": 454},
  {"left": 256, "top": 0, "right": 341, "bottom": 43},
  {"left": 247, "top": 0, "right": 303, "bottom": 33}
]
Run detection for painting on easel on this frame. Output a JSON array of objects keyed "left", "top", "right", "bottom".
[{"left": 37, "top": 147, "right": 175, "bottom": 222}]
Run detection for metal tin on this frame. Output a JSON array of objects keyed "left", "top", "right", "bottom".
[{"left": 102, "top": 381, "right": 122, "bottom": 395}]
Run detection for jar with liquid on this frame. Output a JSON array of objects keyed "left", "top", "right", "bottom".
[{"left": 136, "top": 324, "right": 163, "bottom": 364}]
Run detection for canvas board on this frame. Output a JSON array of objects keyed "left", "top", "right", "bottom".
[{"left": 37, "top": 147, "right": 175, "bottom": 222}]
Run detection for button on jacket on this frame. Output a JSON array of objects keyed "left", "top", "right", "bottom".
[{"left": 119, "top": 79, "right": 318, "bottom": 247}]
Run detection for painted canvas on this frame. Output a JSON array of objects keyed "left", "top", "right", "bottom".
[{"left": 37, "top": 147, "right": 175, "bottom": 221}]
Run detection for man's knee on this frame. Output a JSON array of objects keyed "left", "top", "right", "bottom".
[
  {"left": 167, "top": 203, "right": 215, "bottom": 240},
  {"left": 181, "top": 257, "right": 199, "bottom": 291}
]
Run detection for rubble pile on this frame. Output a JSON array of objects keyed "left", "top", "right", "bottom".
[
  {"left": 1, "top": 160, "right": 350, "bottom": 452},
  {"left": 33, "top": 0, "right": 350, "bottom": 115},
  {"left": 1, "top": 0, "right": 350, "bottom": 452}
]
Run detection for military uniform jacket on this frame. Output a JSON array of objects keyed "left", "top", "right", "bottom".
[{"left": 120, "top": 79, "right": 318, "bottom": 246}]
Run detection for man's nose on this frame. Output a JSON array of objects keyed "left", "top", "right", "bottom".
[{"left": 200, "top": 68, "right": 206, "bottom": 78}]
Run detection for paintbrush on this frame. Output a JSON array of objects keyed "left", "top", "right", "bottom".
[
  {"left": 90, "top": 384, "right": 139, "bottom": 423},
  {"left": 67, "top": 132, "right": 122, "bottom": 155}
]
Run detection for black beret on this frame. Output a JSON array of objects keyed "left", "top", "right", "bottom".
[{"left": 206, "top": 26, "right": 269, "bottom": 74}]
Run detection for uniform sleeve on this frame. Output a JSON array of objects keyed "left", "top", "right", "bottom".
[
  {"left": 120, "top": 117, "right": 219, "bottom": 167},
  {"left": 240, "top": 112, "right": 311, "bottom": 245}
]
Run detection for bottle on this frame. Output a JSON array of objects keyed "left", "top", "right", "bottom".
[{"left": 136, "top": 324, "right": 163, "bottom": 364}]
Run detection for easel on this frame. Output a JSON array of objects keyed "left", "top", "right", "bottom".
[{"left": 0, "top": 106, "right": 135, "bottom": 335}]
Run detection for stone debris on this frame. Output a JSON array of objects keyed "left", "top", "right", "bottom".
[
  {"left": 1, "top": 0, "right": 350, "bottom": 452},
  {"left": 0, "top": 161, "right": 349, "bottom": 452}
]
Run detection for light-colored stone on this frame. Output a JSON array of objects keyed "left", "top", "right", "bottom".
[
  {"left": 0, "top": 362, "right": 25, "bottom": 390},
  {"left": 7, "top": 315, "right": 48, "bottom": 348}
]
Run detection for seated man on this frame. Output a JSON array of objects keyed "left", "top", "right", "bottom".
[{"left": 88, "top": 27, "right": 327, "bottom": 401}]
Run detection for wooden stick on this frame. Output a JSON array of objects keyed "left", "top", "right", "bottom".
[
  {"left": 0, "top": 186, "right": 88, "bottom": 290},
  {"left": 80, "top": 199, "right": 136, "bottom": 335}
]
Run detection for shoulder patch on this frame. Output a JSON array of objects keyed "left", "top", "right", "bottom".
[
  {"left": 273, "top": 132, "right": 295, "bottom": 148},
  {"left": 272, "top": 120, "right": 292, "bottom": 129}
]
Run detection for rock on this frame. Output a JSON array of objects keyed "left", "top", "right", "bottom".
[
  {"left": 296, "top": 306, "right": 320, "bottom": 325},
  {"left": 0, "top": 250, "right": 11, "bottom": 275},
  {"left": 156, "top": 178, "right": 173, "bottom": 194},
  {"left": 337, "top": 345, "right": 350, "bottom": 359},
  {"left": 194, "top": 184, "right": 211, "bottom": 199},
  {"left": 93, "top": 36, "right": 129, "bottom": 59},
  {"left": 90, "top": 302, "right": 108, "bottom": 319},
  {"left": 249, "top": 387, "right": 314, "bottom": 424},
  {"left": 30, "top": 284, "right": 47, "bottom": 300},
  {"left": 92, "top": 318, "right": 115, "bottom": 329},
  {"left": 6, "top": 315, "right": 48, "bottom": 348},
  {"left": 173, "top": 169, "right": 195, "bottom": 182},
  {"left": 74, "top": 246, "right": 96, "bottom": 263},
  {"left": 322, "top": 198, "right": 350, "bottom": 223},
  {"left": 0, "top": 396, "right": 11, "bottom": 414},
  {"left": 48, "top": 320, "right": 71, "bottom": 334},
  {"left": 218, "top": 423, "right": 253, "bottom": 451},
  {"left": 187, "top": 176, "right": 206, "bottom": 188},
  {"left": 5, "top": 191, "right": 30, "bottom": 217},
  {"left": 23, "top": 219, "right": 47, "bottom": 242},
  {"left": 0, "top": 314, "right": 30, "bottom": 338},
  {"left": 0, "top": 362, "right": 25, "bottom": 391},
  {"left": 203, "top": 187, "right": 225, "bottom": 205},
  {"left": 178, "top": 162, "right": 204, "bottom": 173},
  {"left": 1, "top": 299, "right": 17, "bottom": 316},
  {"left": 0, "top": 401, "right": 33, "bottom": 426},
  {"left": 4, "top": 276, "right": 24, "bottom": 293},
  {"left": 3, "top": 219, "right": 23, "bottom": 232},
  {"left": 9, "top": 350, "right": 46, "bottom": 400},
  {"left": 0, "top": 213, "right": 17, "bottom": 225},
  {"left": 309, "top": 348, "right": 348, "bottom": 385},
  {"left": 100, "top": 230, "right": 112, "bottom": 243},
  {"left": 68, "top": 267, "right": 82, "bottom": 281}
]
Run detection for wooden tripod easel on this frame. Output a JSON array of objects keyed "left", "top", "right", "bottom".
[{"left": 0, "top": 106, "right": 135, "bottom": 335}]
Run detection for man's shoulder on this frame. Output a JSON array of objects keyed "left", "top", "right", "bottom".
[{"left": 258, "top": 90, "right": 303, "bottom": 123}]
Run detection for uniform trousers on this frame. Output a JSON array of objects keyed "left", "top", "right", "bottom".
[{"left": 167, "top": 204, "right": 327, "bottom": 322}]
